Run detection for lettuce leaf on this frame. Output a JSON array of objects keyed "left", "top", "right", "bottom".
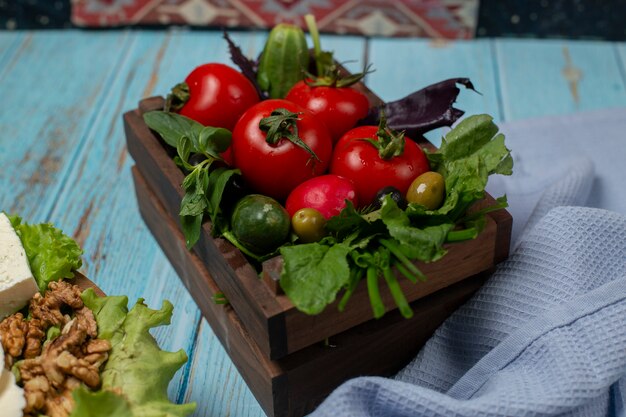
[
  {"left": 7, "top": 214, "right": 83, "bottom": 291},
  {"left": 78, "top": 289, "right": 196, "bottom": 417},
  {"left": 280, "top": 242, "right": 352, "bottom": 315},
  {"left": 71, "top": 387, "right": 133, "bottom": 417},
  {"left": 422, "top": 114, "right": 513, "bottom": 221}
]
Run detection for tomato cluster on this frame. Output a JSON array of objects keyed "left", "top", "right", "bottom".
[{"left": 171, "top": 62, "right": 437, "bottom": 251}]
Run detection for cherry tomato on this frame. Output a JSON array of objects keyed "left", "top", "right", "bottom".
[
  {"left": 178, "top": 63, "right": 259, "bottom": 131},
  {"left": 285, "top": 174, "right": 358, "bottom": 219},
  {"left": 330, "top": 126, "right": 430, "bottom": 207},
  {"left": 231, "top": 99, "right": 333, "bottom": 201},
  {"left": 285, "top": 81, "right": 369, "bottom": 143}
]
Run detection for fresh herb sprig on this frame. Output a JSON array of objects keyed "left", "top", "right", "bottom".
[
  {"left": 143, "top": 111, "right": 240, "bottom": 248},
  {"left": 279, "top": 114, "right": 512, "bottom": 319}
]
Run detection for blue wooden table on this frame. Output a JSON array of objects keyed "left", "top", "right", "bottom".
[{"left": 1, "top": 29, "right": 625, "bottom": 416}]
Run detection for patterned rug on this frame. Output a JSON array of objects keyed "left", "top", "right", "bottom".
[{"left": 70, "top": 0, "right": 479, "bottom": 39}]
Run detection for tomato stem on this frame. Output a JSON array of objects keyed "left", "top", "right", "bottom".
[
  {"left": 360, "top": 111, "right": 406, "bottom": 160},
  {"left": 164, "top": 82, "right": 190, "bottom": 112},
  {"left": 259, "top": 108, "right": 321, "bottom": 163}
]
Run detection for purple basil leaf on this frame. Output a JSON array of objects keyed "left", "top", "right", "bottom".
[
  {"left": 222, "top": 31, "right": 266, "bottom": 99},
  {"left": 360, "top": 78, "right": 477, "bottom": 140}
]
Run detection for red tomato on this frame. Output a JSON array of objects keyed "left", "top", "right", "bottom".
[
  {"left": 178, "top": 63, "right": 259, "bottom": 131},
  {"left": 285, "top": 175, "right": 358, "bottom": 219},
  {"left": 330, "top": 126, "right": 429, "bottom": 207},
  {"left": 285, "top": 81, "right": 369, "bottom": 143},
  {"left": 231, "top": 99, "right": 333, "bottom": 201}
]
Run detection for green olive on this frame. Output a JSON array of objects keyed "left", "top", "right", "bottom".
[
  {"left": 291, "top": 208, "right": 327, "bottom": 243},
  {"left": 406, "top": 171, "right": 445, "bottom": 210}
]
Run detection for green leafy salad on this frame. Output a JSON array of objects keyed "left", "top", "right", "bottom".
[
  {"left": 279, "top": 115, "right": 512, "bottom": 317},
  {"left": 0, "top": 215, "right": 195, "bottom": 417}
]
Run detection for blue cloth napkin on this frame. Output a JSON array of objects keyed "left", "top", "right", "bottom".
[{"left": 311, "top": 108, "right": 626, "bottom": 417}]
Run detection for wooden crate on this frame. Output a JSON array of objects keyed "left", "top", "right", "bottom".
[
  {"left": 124, "top": 96, "right": 512, "bottom": 360},
  {"left": 132, "top": 166, "right": 492, "bottom": 417}
]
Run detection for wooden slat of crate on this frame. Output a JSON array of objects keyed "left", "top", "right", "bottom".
[
  {"left": 132, "top": 165, "right": 490, "bottom": 417},
  {"left": 125, "top": 96, "right": 511, "bottom": 360}
]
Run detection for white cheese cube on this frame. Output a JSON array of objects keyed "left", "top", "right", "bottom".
[
  {"left": 0, "top": 213, "right": 38, "bottom": 320},
  {"left": 0, "top": 365, "right": 25, "bottom": 417}
]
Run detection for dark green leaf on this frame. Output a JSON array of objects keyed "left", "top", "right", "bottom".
[
  {"left": 179, "top": 192, "right": 207, "bottom": 217},
  {"left": 207, "top": 168, "right": 240, "bottom": 216},
  {"left": 326, "top": 201, "right": 369, "bottom": 239},
  {"left": 381, "top": 198, "right": 451, "bottom": 262},
  {"left": 280, "top": 242, "right": 352, "bottom": 315},
  {"left": 177, "top": 136, "right": 192, "bottom": 167},
  {"left": 198, "top": 126, "right": 232, "bottom": 158},
  {"left": 180, "top": 214, "right": 203, "bottom": 249},
  {"left": 143, "top": 111, "right": 203, "bottom": 148}
]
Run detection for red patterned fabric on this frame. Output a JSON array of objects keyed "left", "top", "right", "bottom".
[{"left": 71, "top": 0, "right": 478, "bottom": 39}]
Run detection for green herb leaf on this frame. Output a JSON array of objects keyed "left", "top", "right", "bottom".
[
  {"left": 177, "top": 136, "right": 192, "bottom": 167},
  {"left": 180, "top": 213, "right": 203, "bottom": 249},
  {"left": 280, "top": 242, "right": 352, "bottom": 315},
  {"left": 198, "top": 126, "right": 231, "bottom": 158},
  {"left": 143, "top": 111, "right": 203, "bottom": 148}
]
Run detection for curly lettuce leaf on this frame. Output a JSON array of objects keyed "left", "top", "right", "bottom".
[
  {"left": 80, "top": 289, "right": 196, "bottom": 417},
  {"left": 423, "top": 114, "right": 513, "bottom": 220},
  {"left": 7, "top": 214, "right": 83, "bottom": 291},
  {"left": 71, "top": 387, "right": 133, "bottom": 417}
]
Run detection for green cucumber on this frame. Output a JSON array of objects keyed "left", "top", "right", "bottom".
[{"left": 257, "top": 23, "right": 309, "bottom": 99}]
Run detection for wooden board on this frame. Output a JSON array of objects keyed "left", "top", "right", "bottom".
[
  {"left": 124, "top": 94, "right": 512, "bottom": 360},
  {"left": 132, "top": 165, "right": 491, "bottom": 417}
]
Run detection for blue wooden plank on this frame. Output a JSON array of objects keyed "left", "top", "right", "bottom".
[
  {"left": 617, "top": 43, "right": 626, "bottom": 85},
  {"left": 313, "top": 34, "right": 367, "bottom": 75},
  {"left": 366, "top": 38, "right": 500, "bottom": 146},
  {"left": 182, "top": 322, "right": 265, "bottom": 417},
  {"left": 495, "top": 39, "right": 626, "bottom": 121},
  {"left": 0, "top": 30, "right": 132, "bottom": 222},
  {"left": 0, "top": 32, "right": 25, "bottom": 74},
  {"left": 143, "top": 28, "right": 267, "bottom": 99}
]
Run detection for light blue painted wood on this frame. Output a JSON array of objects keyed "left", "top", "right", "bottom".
[
  {"left": 183, "top": 321, "right": 265, "bottom": 417},
  {"left": 495, "top": 39, "right": 626, "bottom": 121},
  {"left": 139, "top": 28, "right": 268, "bottom": 100},
  {"left": 0, "top": 30, "right": 132, "bottom": 221},
  {"left": 0, "top": 32, "right": 25, "bottom": 74},
  {"left": 311, "top": 34, "right": 367, "bottom": 74},
  {"left": 617, "top": 43, "right": 626, "bottom": 85},
  {"left": 366, "top": 38, "right": 500, "bottom": 146}
]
